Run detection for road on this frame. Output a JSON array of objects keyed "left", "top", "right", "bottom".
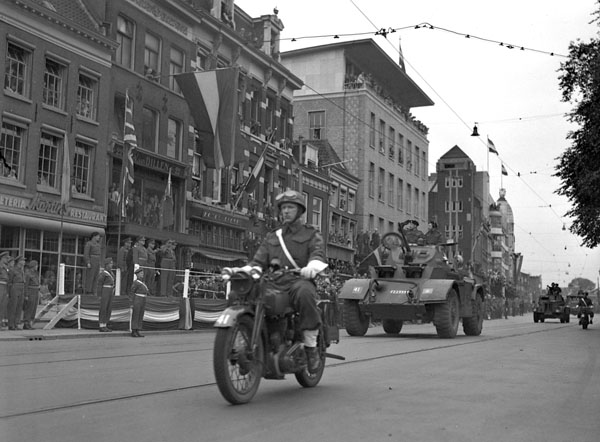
[{"left": 1, "top": 316, "right": 599, "bottom": 442}]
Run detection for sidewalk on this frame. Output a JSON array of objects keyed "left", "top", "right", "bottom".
[{"left": 0, "top": 324, "right": 210, "bottom": 342}]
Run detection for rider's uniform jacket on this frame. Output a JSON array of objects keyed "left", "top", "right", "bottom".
[{"left": 250, "top": 220, "right": 326, "bottom": 271}]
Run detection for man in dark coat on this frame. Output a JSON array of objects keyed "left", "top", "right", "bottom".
[
  {"left": 83, "top": 232, "right": 102, "bottom": 294},
  {"left": 97, "top": 257, "right": 116, "bottom": 332},
  {"left": 244, "top": 190, "right": 327, "bottom": 373}
]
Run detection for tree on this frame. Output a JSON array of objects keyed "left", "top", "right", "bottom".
[
  {"left": 555, "top": 4, "right": 600, "bottom": 248},
  {"left": 567, "top": 277, "right": 596, "bottom": 292}
]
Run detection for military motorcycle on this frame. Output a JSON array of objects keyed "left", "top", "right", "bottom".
[
  {"left": 579, "top": 306, "right": 593, "bottom": 330},
  {"left": 213, "top": 264, "right": 343, "bottom": 405}
]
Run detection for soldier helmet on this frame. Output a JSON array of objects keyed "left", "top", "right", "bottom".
[{"left": 275, "top": 190, "right": 306, "bottom": 214}]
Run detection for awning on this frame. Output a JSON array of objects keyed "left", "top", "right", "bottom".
[
  {"left": 190, "top": 248, "right": 248, "bottom": 262},
  {"left": 0, "top": 211, "right": 105, "bottom": 237}
]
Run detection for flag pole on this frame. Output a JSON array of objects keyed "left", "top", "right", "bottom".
[{"left": 117, "top": 90, "right": 129, "bottom": 254}]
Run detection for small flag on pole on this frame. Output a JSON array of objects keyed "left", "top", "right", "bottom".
[
  {"left": 233, "top": 145, "right": 268, "bottom": 209},
  {"left": 488, "top": 137, "right": 498, "bottom": 155},
  {"left": 60, "top": 136, "right": 71, "bottom": 212},
  {"left": 501, "top": 164, "right": 508, "bottom": 176},
  {"left": 121, "top": 90, "right": 138, "bottom": 217}
]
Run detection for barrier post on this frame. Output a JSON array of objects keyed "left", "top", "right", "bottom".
[
  {"left": 57, "top": 263, "right": 65, "bottom": 296},
  {"left": 77, "top": 295, "right": 81, "bottom": 330},
  {"left": 115, "top": 268, "right": 121, "bottom": 296}
]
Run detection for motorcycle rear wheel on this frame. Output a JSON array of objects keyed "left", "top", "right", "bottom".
[
  {"left": 295, "top": 330, "right": 326, "bottom": 388},
  {"left": 213, "top": 315, "right": 264, "bottom": 405}
]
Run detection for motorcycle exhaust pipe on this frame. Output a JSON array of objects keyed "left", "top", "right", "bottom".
[{"left": 324, "top": 352, "right": 346, "bottom": 361}]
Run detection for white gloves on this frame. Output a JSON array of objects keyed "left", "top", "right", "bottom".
[{"left": 300, "top": 260, "right": 328, "bottom": 279}]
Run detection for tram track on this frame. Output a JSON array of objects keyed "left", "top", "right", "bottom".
[{"left": 1, "top": 322, "right": 570, "bottom": 420}]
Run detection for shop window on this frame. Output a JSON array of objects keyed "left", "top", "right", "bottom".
[
  {"left": 0, "top": 225, "right": 20, "bottom": 250},
  {"left": 38, "top": 132, "right": 60, "bottom": 188},
  {"left": 5, "top": 42, "right": 31, "bottom": 97},
  {"left": 76, "top": 72, "right": 98, "bottom": 120},
  {"left": 0, "top": 121, "right": 25, "bottom": 181}
]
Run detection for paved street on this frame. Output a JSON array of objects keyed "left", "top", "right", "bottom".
[{"left": 1, "top": 315, "right": 599, "bottom": 442}]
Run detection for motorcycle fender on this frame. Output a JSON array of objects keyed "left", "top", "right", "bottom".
[
  {"left": 338, "top": 278, "right": 372, "bottom": 300},
  {"left": 420, "top": 280, "right": 457, "bottom": 302},
  {"left": 214, "top": 306, "right": 252, "bottom": 328}
]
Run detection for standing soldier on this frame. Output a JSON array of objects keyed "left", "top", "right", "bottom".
[
  {"left": 132, "top": 235, "right": 148, "bottom": 279},
  {"left": 7, "top": 256, "right": 26, "bottom": 330},
  {"left": 117, "top": 237, "right": 132, "bottom": 296},
  {"left": 83, "top": 232, "right": 102, "bottom": 295},
  {"left": 23, "top": 260, "right": 41, "bottom": 330},
  {"left": 130, "top": 265, "right": 148, "bottom": 337},
  {"left": 145, "top": 239, "right": 157, "bottom": 295},
  {"left": 0, "top": 251, "right": 11, "bottom": 330},
  {"left": 159, "top": 240, "right": 176, "bottom": 297},
  {"left": 97, "top": 257, "right": 116, "bottom": 332}
]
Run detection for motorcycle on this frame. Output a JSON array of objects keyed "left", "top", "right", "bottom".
[
  {"left": 213, "top": 264, "right": 344, "bottom": 405},
  {"left": 579, "top": 305, "right": 593, "bottom": 329}
]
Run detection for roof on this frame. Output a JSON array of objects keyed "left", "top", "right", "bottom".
[
  {"left": 27, "top": 0, "right": 100, "bottom": 32},
  {"left": 282, "top": 39, "right": 433, "bottom": 108},
  {"left": 308, "top": 139, "right": 360, "bottom": 184},
  {"left": 441, "top": 145, "right": 470, "bottom": 160}
]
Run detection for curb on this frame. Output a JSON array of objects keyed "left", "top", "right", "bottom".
[{"left": 0, "top": 327, "right": 213, "bottom": 342}]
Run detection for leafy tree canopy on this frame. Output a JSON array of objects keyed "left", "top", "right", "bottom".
[
  {"left": 567, "top": 277, "right": 596, "bottom": 292},
  {"left": 556, "top": 3, "right": 600, "bottom": 247}
]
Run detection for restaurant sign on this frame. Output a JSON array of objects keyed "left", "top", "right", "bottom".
[{"left": 0, "top": 194, "right": 106, "bottom": 224}]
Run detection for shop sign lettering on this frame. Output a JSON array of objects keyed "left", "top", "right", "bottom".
[
  {"left": 0, "top": 193, "right": 105, "bottom": 223},
  {"left": 198, "top": 207, "right": 244, "bottom": 226}
]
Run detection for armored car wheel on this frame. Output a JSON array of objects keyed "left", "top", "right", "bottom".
[
  {"left": 463, "top": 294, "right": 483, "bottom": 336},
  {"left": 382, "top": 319, "right": 403, "bottom": 334},
  {"left": 343, "top": 300, "right": 369, "bottom": 336},
  {"left": 433, "top": 290, "right": 460, "bottom": 338}
]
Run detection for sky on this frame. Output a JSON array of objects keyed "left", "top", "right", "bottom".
[{"left": 237, "top": 0, "right": 600, "bottom": 287}]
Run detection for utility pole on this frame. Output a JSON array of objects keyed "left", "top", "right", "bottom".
[{"left": 297, "top": 136, "right": 303, "bottom": 194}]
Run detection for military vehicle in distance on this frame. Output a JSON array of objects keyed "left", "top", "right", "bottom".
[
  {"left": 338, "top": 232, "right": 485, "bottom": 339},
  {"left": 533, "top": 284, "right": 570, "bottom": 323}
]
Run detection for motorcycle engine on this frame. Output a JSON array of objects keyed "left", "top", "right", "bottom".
[{"left": 277, "top": 342, "right": 306, "bottom": 373}]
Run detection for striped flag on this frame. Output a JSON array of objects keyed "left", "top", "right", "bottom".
[
  {"left": 60, "top": 136, "right": 71, "bottom": 212},
  {"left": 122, "top": 90, "right": 138, "bottom": 217},
  {"left": 175, "top": 68, "right": 240, "bottom": 169},
  {"left": 501, "top": 164, "right": 508, "bottom": 176},
  {"left": 161, "top": 168, "right": 174, "bottom": 229},
  {"left": 488, "top": 137, "right": 498, "bottom": 155}
]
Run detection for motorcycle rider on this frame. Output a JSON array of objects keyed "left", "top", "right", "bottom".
[
  {"left": 578, "top": 291, "right": 594, "bottom": 324},
  {"left": 243, "top": 190, "right": 328, "bottom": 374}
]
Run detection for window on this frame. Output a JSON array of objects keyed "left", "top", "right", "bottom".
[
  {"left": 330, "top": 184, "right": 338, "bottom": 207},
  {"left": 142, "top": 106, "right": 159, "bottom": 152},
  {"left": 368, "top": 162, "right": 375, "bottom": 198},
  {"left": 369, "top": 112, "right": 375, "bottom": 147},
  {"left": 76, "top": 72, "right": 98, "bottom": 120},
  {"left": 43, "top": 58, "right": 66, "bottom": 109},
  {"left": 388, "top": 127, "right": 395, "bottom": 160},
  {"left": 169, "top": 47, "right": 184, "bottom": 92},
  {"left": 73, "top": 140, "right": 92, "bottom": 196},
  {"left": 5, "top": 42, "right": 31, "bottom": 96},
  {"left": 308, "top": 111, "right": 325, "bottom": 140},
  {"left": 116, "top": 15, "right": 135, "bottom": 69},
  {"left": 167, "top": 118, "right": 182, "bottom": 159},
  {"left": 445, "top": 176, "right": 464, "bottom": 188},
  {"left": 192, "top": 152, "right": 202, "bottom": 179},
  {"left": 388, "top": 173, "right": 394, "bottom": 207},
  {"left": 144, "top": 32, "right": 161, "bottom": 79},
  {"left": 397, "top": 133, "right": 404, "bottom": 165},
  {"left": 304, "top": 144, "right": 318, "bottom": 168},
  {"left": 348, "top": 190, "right": 355, "bottom": 214},
  {"left": 369, "top": 214, "right": 374, "bottom": 231},
  {"left": 422, "top": 150, "right": 427, "bottom": 178},
  {"left": 0, "top": 121, "right": 25, "bottom": 180},
  {"left": 406, "top": 140, "right": 413, "bottom": 171},
  {"left": 445, "top": 200, "right": 464, "bottom": 212},
  {"left": 378, "top": 167, "right": 385, "bottom": 201},
  {"left": 445, "top": 225, "right": 463, "bottom": 239},
  {"left": 312, "top": 197, "right": 322, "bottom": 230},
  {"left": 415, "top": 146, "right": 420, "bottom": 177},
  {"left": 414, "top": 188, "right": 419, "bottom": 218},
  {"left": 38, "top": 132, "right": 60, "bottom": 188},
  {"left": 421, "top": 191, "right": 426, "bottom": 219},
  {"left": 397, "top": 178, "right": 403, "bottom": 211},
  {"left": 406, "top": 183, "right": 412, "bottom": 215},
  {"left": 378, "top": 119, "right": 385, "bottom": 154},
  {"left": 339, "top": 187, "right": 347, "bottom": 210}
]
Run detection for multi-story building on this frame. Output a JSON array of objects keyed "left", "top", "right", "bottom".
[
  {"left": 0, "top": 0, "right": 116, "bottom": 291},
  {"left": 281, "top": 39, "right": 433, "bottom": 239}
]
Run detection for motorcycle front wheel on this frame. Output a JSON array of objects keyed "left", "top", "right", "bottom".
[{"left": 213, "top": 315, "right": 264, "bottom": 405}]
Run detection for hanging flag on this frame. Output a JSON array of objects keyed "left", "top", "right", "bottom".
[
  {"left": 233, "top": 145, "right": 268, "bottom": 208},
  {"left": 60, "top": 136, "right": 71, "bottom": 212},
  {"left": 488, "top": 137, "right": 499, "bottom": 155},
  {"left": 501, "top": 164, "right": 508, "bottom": 176},
  {"left": 161, "top": 168, "right": 174, "bottom": 229},
  {"left": 122, "top": 90, "right": 138, "bottom": 217},
  {"left": 175, "top": 68, "right": 240, "bottom": 169}
]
